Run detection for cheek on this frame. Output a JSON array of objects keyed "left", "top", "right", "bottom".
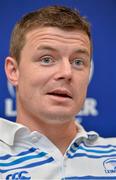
[
  {"left": 72, "top": 76, "right": 89, "bottom": 114},
  {"left": 17, "top": 70, "right": 35, "bottom": 97},
  {"left": 18, "top": 71, "right": 50, "bottom": 99},
  {"left": 81, "top": 78, "right": 89, "bottom": 95},
  {"left": 74, "top": 75, "right": 89, "bottom": 97},
  {"left": 81, "top": 71, "right": 90, "bottom": 87}
]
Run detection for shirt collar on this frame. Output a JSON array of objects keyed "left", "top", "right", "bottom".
[
  {"left": 0, "top": 118, "right": 98, "bottom": 147},
  {"left": 66, "top": 121, "right": 99, "bottom": 156},
  {"left": 74, "top": 121, "right": 99, "bottom": 143},
  {"left": 0, "top": 118, "right": 28, "bottom": 146}
]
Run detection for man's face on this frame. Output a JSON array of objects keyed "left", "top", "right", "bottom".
[{"left": 15, "top": 27, "right": 91, "bottom": 123}]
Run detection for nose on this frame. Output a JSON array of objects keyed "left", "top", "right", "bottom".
[{"left": 54, "top": 59, "right": 72, "bottom": 81}]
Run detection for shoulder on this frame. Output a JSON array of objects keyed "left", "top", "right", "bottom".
[
  {"left": 85, "top": 134, "right": 116, "bottom": 148},
  {"left": 95, "top": 136, "right": 116, "bottom": 146},
  {"left": 83, "top": 129, "right": 116, "bottom": 147}
]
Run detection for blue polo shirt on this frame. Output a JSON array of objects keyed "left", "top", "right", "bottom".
[{"left": 0, "top": 118, "right": 116, "bottom": 179}]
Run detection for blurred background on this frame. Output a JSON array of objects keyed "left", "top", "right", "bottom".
[{"left": 0, "top": 0, "right": 116, "bottom": 137}]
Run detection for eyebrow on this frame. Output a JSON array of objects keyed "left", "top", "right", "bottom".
[
  {"left": 37, "top": 45, "right": 90, "bottom": 57},
  {"left": 37, "top": 45, "right": 57, "bottom": 52},
  {"left": 74, "top": 49, "right": 90, "bottom": 57}
]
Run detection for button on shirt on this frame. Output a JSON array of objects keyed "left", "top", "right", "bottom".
[{"left": 0, "top": 118, "right": 116, "bottom": 179}]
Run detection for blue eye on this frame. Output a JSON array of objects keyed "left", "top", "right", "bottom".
[
  {"left": 72, "top": 59, "right": 84, "bottom": 69},
  {"left": 40, "top": 56, "right": 54, "bottom": 65}
]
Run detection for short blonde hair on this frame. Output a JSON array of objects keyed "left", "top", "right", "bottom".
[{"left": 10, "top": 5, "right": 92, "bottom": 63}]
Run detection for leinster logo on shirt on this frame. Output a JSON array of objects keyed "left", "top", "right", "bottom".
[
  {"left": 103, "top": 158, "right": 116, "bottom": 174},
  {"left": 6, "top": 171, "right": 31, "bottom": 180}
]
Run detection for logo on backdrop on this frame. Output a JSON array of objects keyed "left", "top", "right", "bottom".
[{"left": 4, "top": 59, "right": 98, "bottom": 119}]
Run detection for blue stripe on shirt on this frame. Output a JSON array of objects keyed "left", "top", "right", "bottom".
[
  {"left": 0, "top": 157, "right": 54, "bottom": 173},
  {"left": 63, "top": 176, "right": 116, "bottom": 179},
  {"left": 67, "top": 152, "right": 116, "bottom": 159},
  {"left": 0, "top": 147, "right": 37, "bottom": 160},
  {"left": 80, "top": 142, "right": 116, "bottom": 148},
  {"left": 0, "top": 151, "right": 47, "bottom": 167}
]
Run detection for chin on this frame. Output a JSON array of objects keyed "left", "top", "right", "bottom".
[{"left": 40, "top": 111, "right": 75, "bottom": 124}]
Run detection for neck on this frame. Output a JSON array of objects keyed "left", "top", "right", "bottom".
[{"left": 17, "top": 115, "right": 78, "bottom": 154}]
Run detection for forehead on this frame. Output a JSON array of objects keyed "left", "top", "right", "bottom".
[{"left": 24, "top": 27, "right": 91, "bottom": 55}]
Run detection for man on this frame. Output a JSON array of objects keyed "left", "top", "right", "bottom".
[{"left": 0, "top": 5, "right": 116, "bottom": 179}]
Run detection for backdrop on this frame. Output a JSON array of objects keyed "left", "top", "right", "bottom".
[{"left": 0, "top": 0, "right": 116, "bottom": 137}]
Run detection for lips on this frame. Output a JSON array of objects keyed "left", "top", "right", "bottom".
[{"left": 47, "top": 88, "right": 72, "bottom": 99}]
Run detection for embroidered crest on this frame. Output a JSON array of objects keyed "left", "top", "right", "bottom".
[{"left": 103, "top": 158, "right": 116, "bottom": 174}]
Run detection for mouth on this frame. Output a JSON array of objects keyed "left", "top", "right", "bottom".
[{"left": 47, "top": 89, "right": 72, "bottom": 99}]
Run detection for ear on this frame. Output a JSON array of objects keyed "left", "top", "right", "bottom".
[{"left": 5, "top": 56, "right": 19, "bottom": 87}]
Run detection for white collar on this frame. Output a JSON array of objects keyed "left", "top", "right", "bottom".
[
  {"left": 0, "top": 118, "right": 27, "bottom": 146},
  {"left": 74, "top": 121, "right": 98, "bottom": 142},
  {"left": 0, "top": 118, "right": 98, "bottom": 146}
]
